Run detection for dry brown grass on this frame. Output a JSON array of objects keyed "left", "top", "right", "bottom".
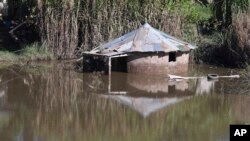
[
  {"left": 223, "top": 12, "right": 250, "bottom": 66},
  {"left": 194, "top": 12, "right": 250, "bottom": 67},
  {"left": 78, "top": 0, "right": 184, "bottom": 51},
  {"left": 38, "top": 1, "right": 79, "bottom": 59},
  {"left": 38, "top": 0, "right": 185, "bottom": 59},
  {"left": 232, "top": 12, "right": 250, "bottom": 52}
]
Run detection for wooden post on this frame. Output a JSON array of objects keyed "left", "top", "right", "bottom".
[
  {"left": 108, "top": 57, "right": 111, "bottom": 93},
  {"left": 108, "top": 57, "right": 111, "bottom": 75}
]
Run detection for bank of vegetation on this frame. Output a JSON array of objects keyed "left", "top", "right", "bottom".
[
  {"left": 0, "top": 0, "right": 249, "bottom": 67},
  {"left": 0, "top": 43, "right": 54, "bottom": 62}
]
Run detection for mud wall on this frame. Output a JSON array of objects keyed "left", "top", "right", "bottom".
[{"left": 127, "top": 52, "right": 189, "bottom": 74}]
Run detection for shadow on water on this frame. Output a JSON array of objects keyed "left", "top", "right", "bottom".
[{"left": 0, "top": 62, "right": 249, "bottom": 141}]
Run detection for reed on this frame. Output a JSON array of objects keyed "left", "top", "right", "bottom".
[
  {"left": 78, "top": 0, "right": 184, "bottom": 51},
  {"left": 38, "top": 0, "right": 79, "bottom": 59},
  {"left": 221, "top": 12, "right": 250, "bottom": 67},
  {"left": 192, "top": 11, "right": 250, "bottom": 67},
  {"left": 37, "top": 0, "right": 187, "bottom": 59}
]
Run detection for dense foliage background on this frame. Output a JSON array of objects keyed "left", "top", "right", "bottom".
[{"left": 1, "top": 0, "right": 249, "bottom": 66}]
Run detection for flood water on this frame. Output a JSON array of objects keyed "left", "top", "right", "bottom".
[{"left": 0, "top": 62, "right": 249, "bottom": 141}]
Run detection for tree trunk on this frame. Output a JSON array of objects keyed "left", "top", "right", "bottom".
[
  {"left": 225, "top": 0, "right": 232, "bottom": 27},
  {"left": 37, "top": 0, "right": 43, "bottom": 10},
  {"left": 213, "top": 0, "right": 224, "bottom": 23}
]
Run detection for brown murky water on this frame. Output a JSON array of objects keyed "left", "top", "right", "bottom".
[{"left": 0, "top": 62, "right": 249, "bottom": 141}]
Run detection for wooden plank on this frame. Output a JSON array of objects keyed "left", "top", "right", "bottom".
[
  {"left": 110, "top": 54, "right": 128, "bottom": 58},
  {"left": 168, "top": 74, "right": 240, "bottom": 80},
  {"left": 109, "top": 92, "right": 127, "bottom": 95},
  {"left": 168, "top": 74, "right": 203, "bottom": 80},
  {"left": 219, "top": 75, "right": 240, "bottom": 78}
]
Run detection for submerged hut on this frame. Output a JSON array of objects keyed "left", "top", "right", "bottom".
[{"left": 83, "top": 23, "right": 196, "bottom": 74}]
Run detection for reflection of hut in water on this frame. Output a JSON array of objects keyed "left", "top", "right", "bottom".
[
  {"left": 195, "top": 77, "right": 216, "bottom": 95},
  {"left": 98, "top": 73, "right": 216, "bottom": 117},
  {"left": 83, "top": 23, "right": 196, "bottom": 74},
  {"left": 100, "top": 95, "right": 191, "bottom": 117},
  {"left": 127, "top": 73, "right": 189, "bottom": 94},
  {"left": 108, "top": 72, "right": 195, "bottom": 96},
  {"left": 86, "top": 71, "right": 215, "bottom": 96}
]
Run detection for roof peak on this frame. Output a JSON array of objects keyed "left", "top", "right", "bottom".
[{"left": 142, "top": 23, "right": 152, "bottom": 28}]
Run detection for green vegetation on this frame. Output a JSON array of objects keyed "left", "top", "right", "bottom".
[
  {"left": 0, "top": 43, "right": 54, "bottom": 62},
  {"left": 19, "top": 43, "right": 54, "bottom": 61},
  {"left": 0, "top": 0, "right": 249, "bottom": 66},
  {"left": 36, "top": 0, "right": 250, "bottom": 67},
  {"left": 194, "top": 12, "right": 250, "bottom": 67},
  {"left": 0, "top": 50, "right": 18, "bottom": 61}
]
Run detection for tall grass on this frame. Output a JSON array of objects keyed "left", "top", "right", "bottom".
[
  {"left": 221, "top": 12, "right": 250, "bottom": 67},
  {"left": 38, "top": 0, "right": 79, "bottom": 59},
  {"left": 19, "top": 42, "right": 54, "bottom": 61},
  {"left": 78, "top": 0, "right": 185, "bottom": 50},
  {"left": 0, "top": 42, "right": 54, "bottom": 62},
  {"left": 193, "top": 11, "right": 250, "bottom": 67},
  {"left": 0, "top": 51, "right": 18, "bottom": 61},
  {"left": 20, "top": 0, "right": 215, "bottom": 59},
  {"left": 37, "top": 0, "right": 195, "bottom": 59},
  {"left": 232, "top": 12, "right": 250, "bottom": 56}
]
